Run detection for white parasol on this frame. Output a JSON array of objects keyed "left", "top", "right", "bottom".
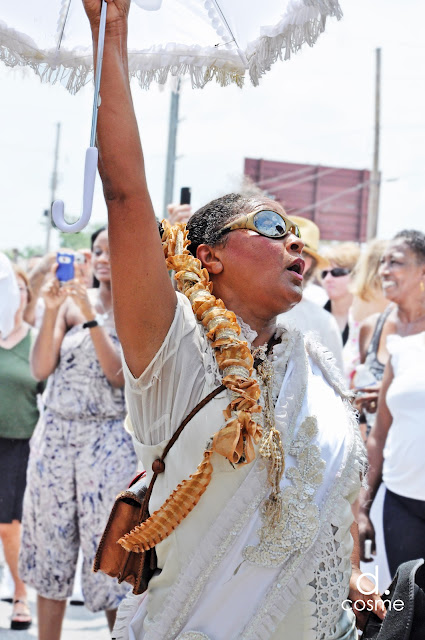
[{"left": 0, "top": 0, "right": 342, "bottom": 231}]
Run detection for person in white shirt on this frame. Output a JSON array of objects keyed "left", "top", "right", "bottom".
[{"left": 358, "top": 230, "right": 425, "bottom": 590}]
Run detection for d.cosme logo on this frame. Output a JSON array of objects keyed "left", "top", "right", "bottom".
[{"left": 341, "top": 566, "right": 404, "bottom": 613}]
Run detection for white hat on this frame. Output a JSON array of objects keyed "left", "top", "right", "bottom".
[{"left": 290, "top": 216, "right": 329, "bottom": 269}]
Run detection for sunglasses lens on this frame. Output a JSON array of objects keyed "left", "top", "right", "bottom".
[
  {"left": 333, "top": 268, "right": 350, "bottom": 277},
  {"left": 253, "top": 211, "right": 287, "bottom": 237},
  {"left": 322, "top": 268, "right": 350, "bottom": 278}
]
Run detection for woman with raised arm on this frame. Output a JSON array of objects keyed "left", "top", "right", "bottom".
[
  {"left": 19, "top": 227, "right": 137, "bottom": 640},
  {"left": 82, "top": 2, "right": 384, "bottom": 638}
]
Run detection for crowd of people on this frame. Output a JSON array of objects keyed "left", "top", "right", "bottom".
[
  {"left": 2, "top": 209, "right": 425, "bottom": 638},
  {"left": 0, "top": 1, "right": 424, "bottom": 639}
]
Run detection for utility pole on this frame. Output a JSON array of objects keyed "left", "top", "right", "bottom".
[
  {"left": 163, "top": 80, "right": 181, "bottom": 218},
  {"left": 45, "top": 122, "right": 61, "bottom": 253},
  {"left": 367, "top": 48, "right": 381, "bottom": 240}
]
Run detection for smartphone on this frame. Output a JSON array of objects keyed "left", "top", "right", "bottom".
[
  {"left": 56, "top": 252, "right": 75, "bottom": 282},
  {"left": 74, "top": 253, "right": 86, "bottom": 265},
  {"left": 180, "top": 187, "right": 191, "bottom": 205}
]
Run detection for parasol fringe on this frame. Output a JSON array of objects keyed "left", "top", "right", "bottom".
[
  {"left": 0, "top": 19, "right": 92, "bottom": 95},
  {"left": 0, "top": 0, "right": 341, "bottom": 93},
  {"left": 248, "top": 0, "right": 342, "bottom": 86},
  {"left": 133, "top": 63, "right": 244, "bottom": 90},
  {"left": 0, "top": 46, "right": 244, "bottom": 94},
  {"left": 0, "top": 53, "right": 244, "bottom": 94},
  {"left": 0, "top": 18, "right": 244, "bottom": 93}
]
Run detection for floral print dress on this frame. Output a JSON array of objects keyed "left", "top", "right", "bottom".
[{"left": 19, "top": 324, "right": 137, "bottom": 612}]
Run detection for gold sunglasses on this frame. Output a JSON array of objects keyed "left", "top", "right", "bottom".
[{"left": 219, "top": 210, "right": 301, "bottom": 240}]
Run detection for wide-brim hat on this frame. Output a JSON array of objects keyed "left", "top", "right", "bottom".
[{"left": 289, "top": 216, "right": 329, "bottom": 269}]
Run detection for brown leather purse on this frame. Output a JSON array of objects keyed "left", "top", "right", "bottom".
[{"left": 93, "top": 384, "right": 225, "bottom": 595}]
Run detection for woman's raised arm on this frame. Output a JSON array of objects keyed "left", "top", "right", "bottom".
[{"left": 83, "top": 0, "right": 176, "bottom": 378}]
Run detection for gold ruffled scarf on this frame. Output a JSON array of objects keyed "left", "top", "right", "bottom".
[{"left": 119, "top": 222, "right": 284, "bottom": 553}]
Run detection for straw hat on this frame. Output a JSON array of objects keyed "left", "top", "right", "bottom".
[{"left": 290, "top": 216, "right": 329, "bottom": 269}]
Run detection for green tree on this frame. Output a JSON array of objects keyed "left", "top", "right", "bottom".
[
  {"left": 4, "top": 246, "right": 45, "bottom": 261},
  {"left": 59, "top": 223, "right": 106, "bottom": 250}
]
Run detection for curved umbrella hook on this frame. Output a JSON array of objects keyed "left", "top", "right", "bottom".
[{"left": 52, "top": 0, "right": 108, "bottom": 233}]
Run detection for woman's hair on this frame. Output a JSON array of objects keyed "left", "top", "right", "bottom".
[
  {"left": 91, "top": 225, "right": 107, "bottom": 288},
  {"left": 350, "top": 239, "right": 387, "bottom": 301},
  {"left": 91, "top": 225, "right": 107, "bottom": 250},
  {"left": 323, "top": 242, "right": 361, "bottom": 272},
  {"left": 13, "top": 266, "right": 32, "bottom": 304},
  {"left": 393, "top": 229, "right": 425, "bottom": 263},
  {"left": 186, "top": 193, "right": 281, "bottom": 257}
]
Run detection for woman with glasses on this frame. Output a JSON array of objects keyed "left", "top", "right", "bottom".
[
  {"left": 322, "top": 243, "right": 361, "bottom": 384},
  {"left": 80, "top": 1, "right": 384, "bottom": 638}
]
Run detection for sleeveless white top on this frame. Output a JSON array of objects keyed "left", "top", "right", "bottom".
[{"left": 383, "top": 332, "right": 425, "bottom": 500}]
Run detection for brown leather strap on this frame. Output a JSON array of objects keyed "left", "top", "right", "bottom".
[
  {"left": 141, "top": 384, "right": 226, "bottom": 518},
  {"left": 141, "top": 331, "right": 281, "bottom": 519},
  {"left": 162, "top": 384, "right": 226, "bottom": 460}
]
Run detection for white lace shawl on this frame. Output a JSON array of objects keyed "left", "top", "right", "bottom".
[{"left": 114, "top": 327, "right": 366, "bottom": 640}]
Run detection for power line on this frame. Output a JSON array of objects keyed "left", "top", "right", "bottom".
[
  {"left": 286, "top": 172, "right": 399, "bottom": 217},
  {"left": 290, "top": 180, "right": 370, "bottom": 216},
  {"left": 260, "top": 167, "right": 342, "bottom": 193},
  {"left": 255, "top": 165, "right": 313, "bottom": 188}
]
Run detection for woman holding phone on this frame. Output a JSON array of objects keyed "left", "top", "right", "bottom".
[{"left": 19, "top": 227, "right": 137, "bottom": 640}]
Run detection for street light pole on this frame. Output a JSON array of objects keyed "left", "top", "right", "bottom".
[
  {"left": 45, "top": 122, "right": 61, "bottom": 253},
  {"left": 367, "top": 48, "right": 381, "bottom": 240},
  {"left": 163, "top": 80, "right": 181, "bottom": 218}
]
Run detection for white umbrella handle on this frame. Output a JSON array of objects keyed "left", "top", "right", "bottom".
[
  {"left": 52, "top": 0, "right": 108, "bottom": 233},
  {"left": 52, "top": 147, "right": 98, "bottom": 232}
]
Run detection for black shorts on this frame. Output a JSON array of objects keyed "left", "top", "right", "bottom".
[
  {"left": 384, "top": 488, "right": 425, "bottom": 590},
  {"left": 0, "top": 437, "right": 30, "bottom": 523}
]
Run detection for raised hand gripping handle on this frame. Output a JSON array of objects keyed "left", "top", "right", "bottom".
[{"left": 52, "top": 147, "right": 98, "bottom": 233}]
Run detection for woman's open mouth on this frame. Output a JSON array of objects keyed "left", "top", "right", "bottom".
[{"left": 287, "top": 259, "right": 304, "bottom": 281}]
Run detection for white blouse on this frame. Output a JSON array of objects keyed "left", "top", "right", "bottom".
[
  {"left": 119, "top": 294, "right": 362, "bottom": 640},
  {"left": 383, "top": 332, "right": 425, "bottom": 500},
  {"left": 123, "top": 293, "right": 222, "bottom": 446}
]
